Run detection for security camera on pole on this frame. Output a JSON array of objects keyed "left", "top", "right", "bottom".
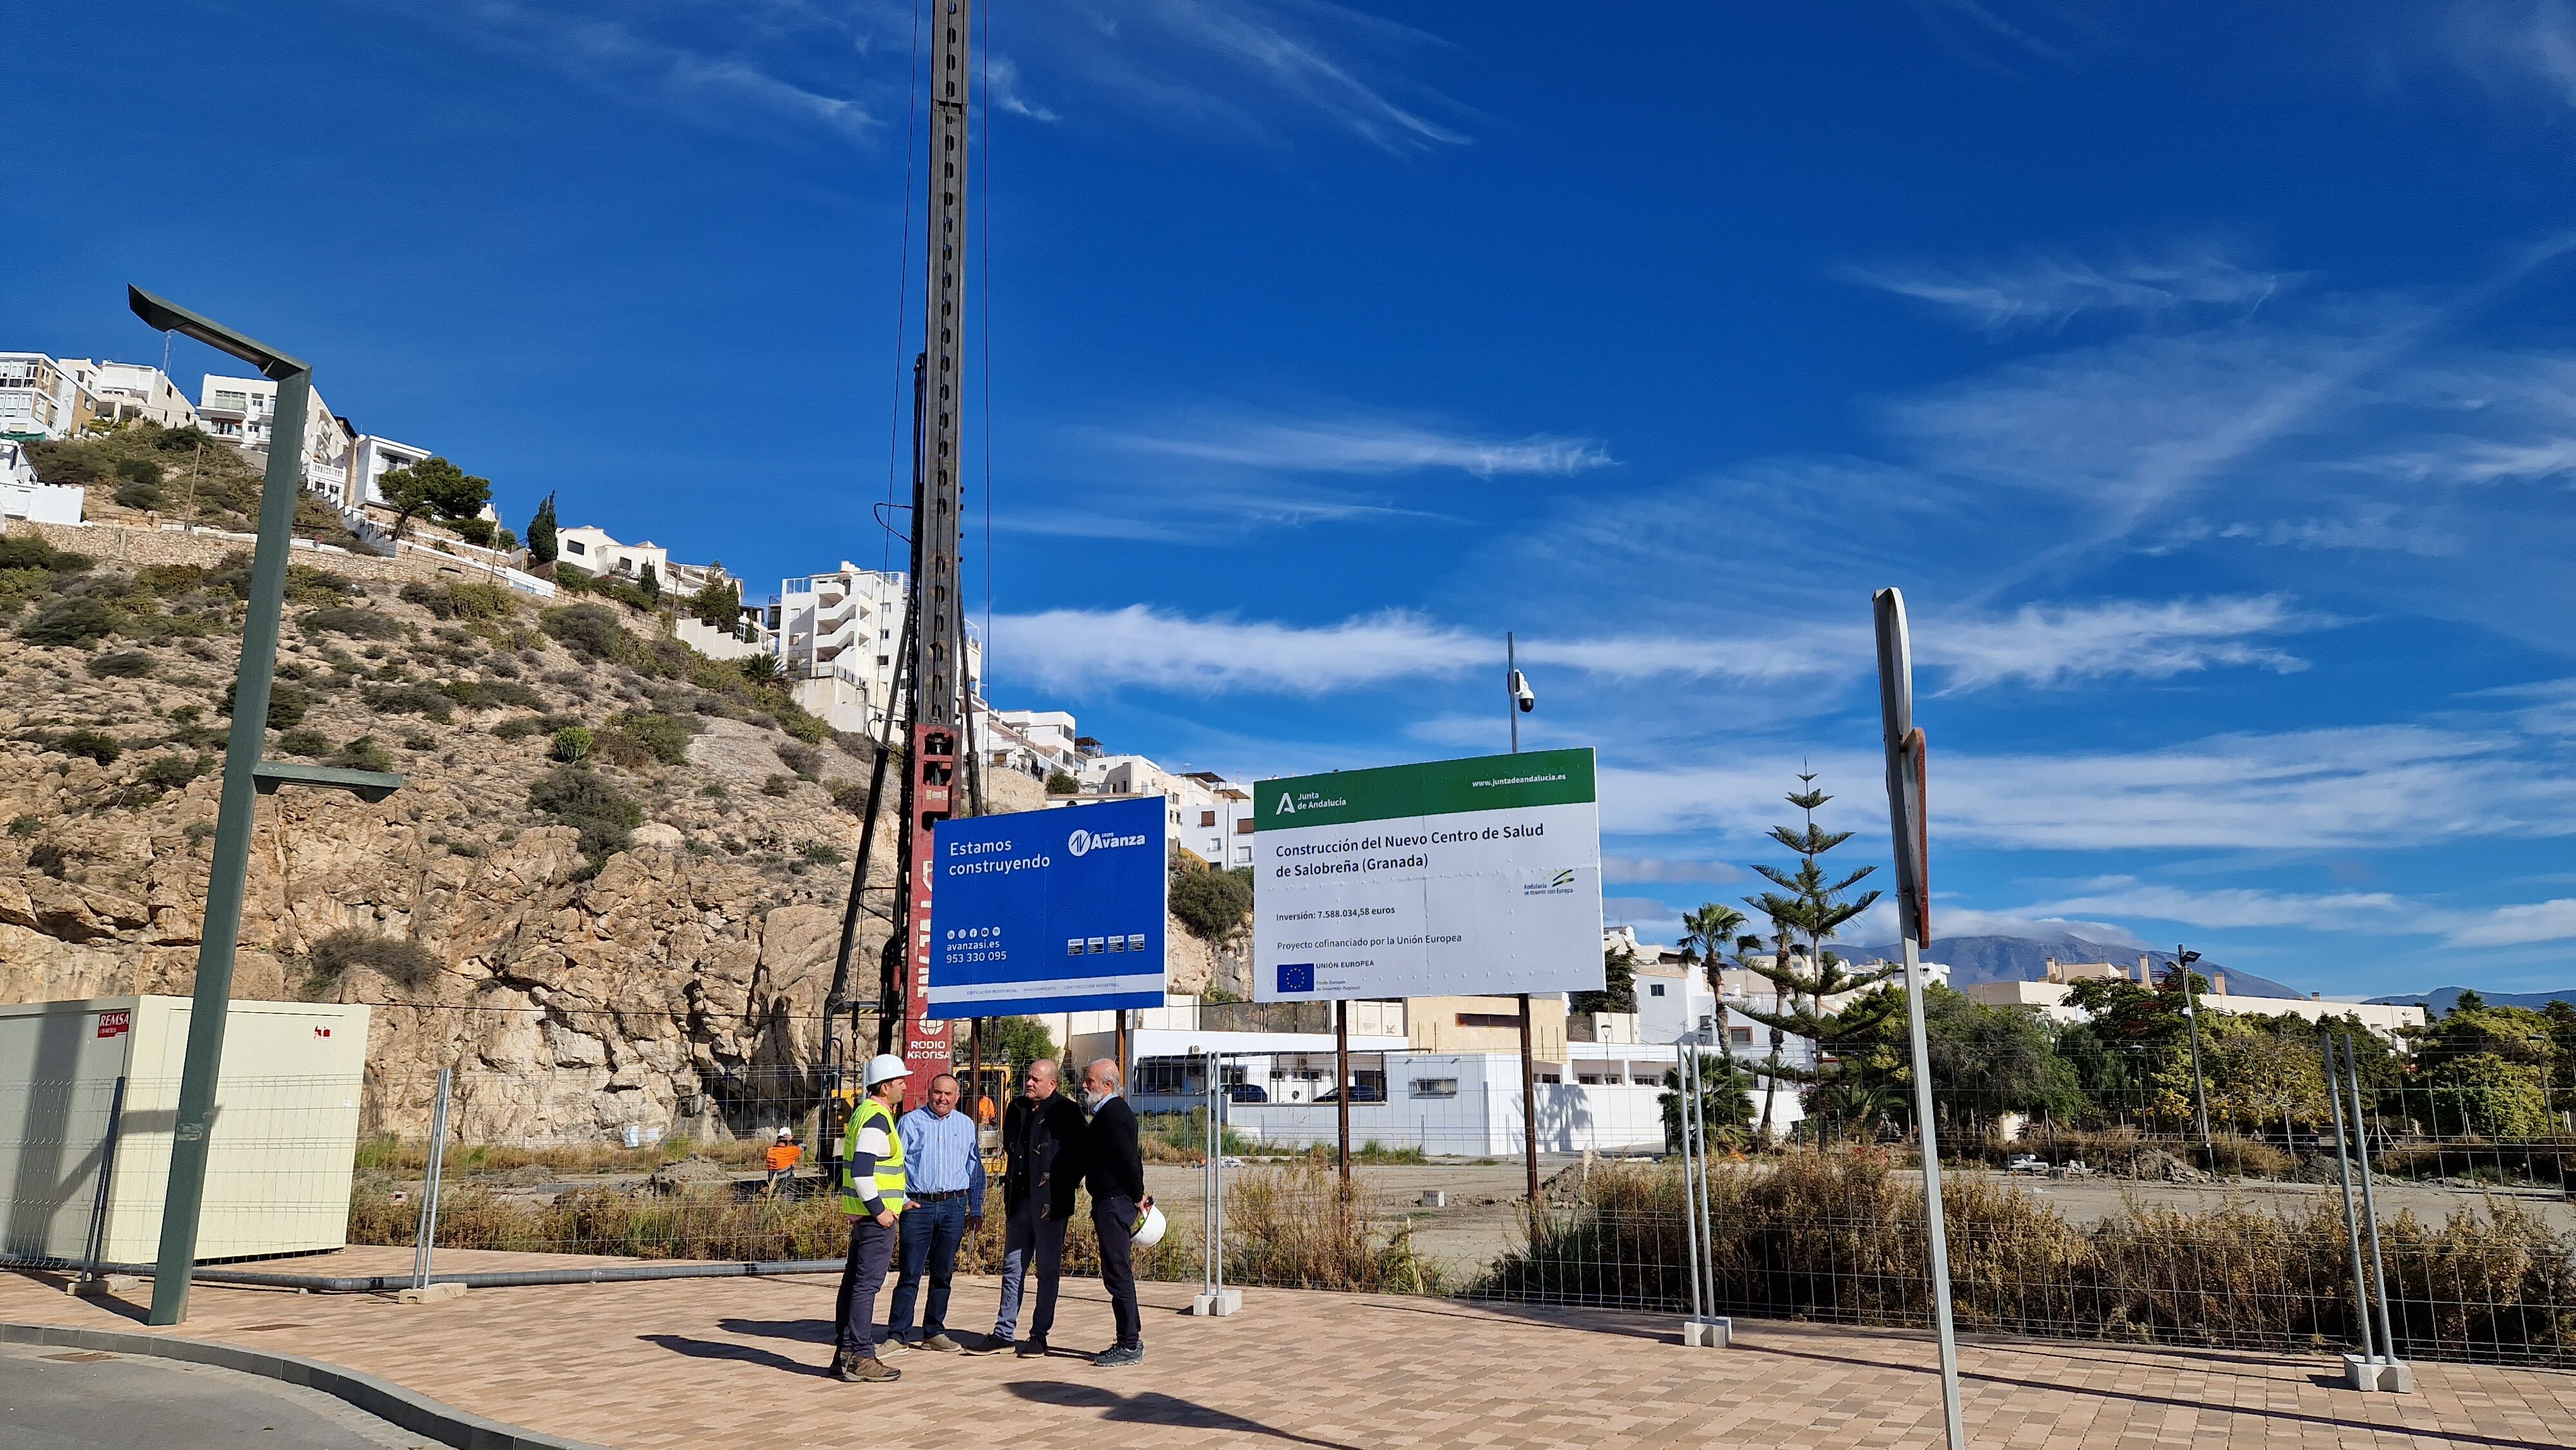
[{"left": 1508, "top": 632, "right": 1540, "bottom": 1239}]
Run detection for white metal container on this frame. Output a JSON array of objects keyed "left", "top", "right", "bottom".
[{"left": 0, "top": 995, "right": 370, "bottom": 1264}]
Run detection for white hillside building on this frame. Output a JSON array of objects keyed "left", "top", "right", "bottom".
[
  {"left": 62, "top": 360, "right": 197, "bottom": 429},
  {"left": 197, "top": 374, "right": 352, "bottom": 492}
]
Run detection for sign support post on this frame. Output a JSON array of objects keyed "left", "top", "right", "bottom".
[
  {"left": 1335, "top": 1000, "right": 1352, "bottom": 1185},
  {"left": 1873, "top": 588, "right": 1964, "bottom": 1450}
]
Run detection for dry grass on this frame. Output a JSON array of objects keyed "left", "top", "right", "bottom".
[{"left": 1473, "top": 1148, "right": 2576, "bottom": 1365}]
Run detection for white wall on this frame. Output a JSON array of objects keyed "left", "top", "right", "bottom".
[{"left": 1, "top": 482, "right": 84, "bottom": 525}]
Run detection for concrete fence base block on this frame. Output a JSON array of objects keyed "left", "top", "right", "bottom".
[
  {"left": 395, "top": 1282, "right": 468, "bottom": 1305},
  {"left": 1190, "top": 1289, "right": 1244, "bottom": 1317},
  {"left": 70, "top": 1275, "right": 141, "bottom": 1297},
  {"left": 2342, "top": 1353, "right": 2414, "bottom": 1393},
  {"left": 1682, "top": 1317, "right": 1732, "bottom": 1348}
]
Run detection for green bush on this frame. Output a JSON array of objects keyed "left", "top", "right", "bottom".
[
  {"left": 307, "top": 927, "right": 439, "bottom": 992},
  {"left": 299, "top": 605, "right": 402, "bottom": 640},
  {"left": 829, "top": 779, "right": 873, "bottom": 814},
  {"left": 332, "top": 736, "right": 397, "bottom": 773},
  {"left": 778, "top": 706, "right": 831, "bottom": 745},
  {"left": 775, "top": 741, "right": 821, "bottom": 780},
  {"left": 1045, "top": 770, "right": 1079, "bottom": 795},
  {"left": 446, "top": 582, "right": 515, "bottom": 619},
  {"left": 155, "top": 425, "right": 214, "bottom": 453},
  {"left": 113, "top": 480, "right": 167, "bottom": 511},
  {"left": 51, "top": 730, "right": 123, "bottom": 766},
  {"left": 84, "top": 650, "right": 153, "bottom": 678},
  {"left": 274, "top": 728, "right": 330, "bottom": 757},
  {"left": 615, "top": 712, "right": 693, "bottom": 766},
  {"left": 0, "top": 536, "right": 91, "bottom": 573},
  {"left": 762, "top": 775, "right": 793, "bottom": 796},
  {"left": 363, "top": 683, "right": 453, "bottom": 722},
  {"left": 551, "top": 726, "right": 594, "bottom": 762},
  {"left": 528, "top": 766, "right": 644, "bottom": 858},
  {"left": 1170, "top": 863, "right": 1255, "bottom": 940},
  {"left": 18, "top": 596, "right": 118, "bottom": 646},
  {"left": 442, "top": 678, "right": 545, "bottom": 711},
  {"left": 540, "top": 603, "right": 629, "bottom": 661},
  {"left": 136, "top": 752, "right": 210, "bottom": 789},
  {"left": 804, "top": 842, "right": 844, "bottom": 865},
  {"left": 221, "top": 679, "right": 310, "bottom": 730}
]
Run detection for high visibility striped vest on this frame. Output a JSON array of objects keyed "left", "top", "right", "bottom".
[{"left": 838, "top": 1097, "right": 907, "bottom": 1216}]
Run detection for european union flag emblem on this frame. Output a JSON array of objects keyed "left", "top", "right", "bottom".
[{"left": 1278, "top": 963, "right": 1314, "bottom": 993}]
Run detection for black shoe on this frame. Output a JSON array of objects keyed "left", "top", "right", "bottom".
[
  {"left": 1014, "top": 1335, "right": 1050, "bottom": 1359},
  {"left": 1092, "top": 1342, "right": 1143, "bottom": 1368},
  {"left": 961, "top": 1333, "right": 1007, "bottom": 1356}
]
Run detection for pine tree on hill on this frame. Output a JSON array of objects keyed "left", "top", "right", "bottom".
[{"left": 1736, "top": 768, "right": 1891, "bottom": 1140}]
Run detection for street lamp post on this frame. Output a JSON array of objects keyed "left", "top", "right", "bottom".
[
  {"left": 2176, "top": 945, "right": 2214, "bottom": 1166},
  {"left": 129, "top": 288, "right": 400, "bottom": 1326}
]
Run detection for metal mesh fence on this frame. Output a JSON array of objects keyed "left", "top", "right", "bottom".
[{"left": 6, "top": 1048, "right": 2571, "bottom": 1367}]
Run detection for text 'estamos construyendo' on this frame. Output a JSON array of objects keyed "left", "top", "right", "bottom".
[{"left": 944, "top": 836, "right": 1050, "bottom": 877}]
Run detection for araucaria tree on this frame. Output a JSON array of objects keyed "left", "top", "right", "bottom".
[{"left": 1736, "top": 769, "right": 1891, "bottom": 1140}]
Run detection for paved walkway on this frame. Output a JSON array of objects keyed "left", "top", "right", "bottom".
[
  {"left": 5, "top": 1250, "right": 2571, "bottom": 1449},
  {"left": 0, "top": 1339, "right": 435, "bottom": 1449}
]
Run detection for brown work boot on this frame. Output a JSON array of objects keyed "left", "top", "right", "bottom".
[{"left": 833, "top": 1353, "right": 900, "bottom": 1384}]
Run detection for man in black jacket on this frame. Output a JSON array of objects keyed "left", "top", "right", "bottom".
[
  {"left": 971, "top": 1058, "right": 1087, "bottom": 1357},
  {"left": 1080, "top": 1057, "right": 1150, "bottom": 1368}
]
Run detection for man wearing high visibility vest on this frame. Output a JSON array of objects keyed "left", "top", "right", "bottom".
[{"left": 829, "top": 1054, "right": 913, "bottom": 1382}]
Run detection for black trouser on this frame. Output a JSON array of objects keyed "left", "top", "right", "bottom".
[
  {"left": 831, "top": 1215, "right": 896, "bottom": 1357},
  {"left": 1091, "top": 1193, "right": 1141, "bottom": 1348}
]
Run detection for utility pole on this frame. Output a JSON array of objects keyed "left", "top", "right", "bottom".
[
  {"left": 886, "top": 0, "right": 974, "bottom": 1088},
  {"left": 2177, "top": 945, "right": 2212, "bottom": 1164}
]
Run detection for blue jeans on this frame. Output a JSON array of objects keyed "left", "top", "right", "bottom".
[
  {"left": 831, "top": 1216, "right": 896, "bottom": 1358},
  {"left": 887, "top": 1196, "right": 968, "bottom": 1340},
  {"left": 992, "top": 1199, "right": 1067, "bottom": 1342}
]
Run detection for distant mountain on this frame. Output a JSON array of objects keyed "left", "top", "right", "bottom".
[
  {"left": 2365, "top": 986, "right": 2576, "bottom": 1015},
  {"left": 1846, "top": 933, "right": 2303, "bottom": 999}
]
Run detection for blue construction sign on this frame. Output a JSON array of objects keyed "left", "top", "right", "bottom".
[{"left": 923, "top": 796, "right": 1170, "bottom": 1019}]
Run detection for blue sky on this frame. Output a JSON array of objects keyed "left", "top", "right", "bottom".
[{"left": 12, "top": 2, "right": 2576, "bottom": 996}]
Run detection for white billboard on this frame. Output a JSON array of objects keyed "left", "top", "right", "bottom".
[{"left": 1252, "top": 749, "right": 1605, "bottom": 1002}]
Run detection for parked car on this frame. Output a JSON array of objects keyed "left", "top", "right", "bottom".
[
  {"left": 1314, "top": 1084, "right": 1387, "bottom": 1104},
  {"left": 2006, "top": 1153, "right": 2048, "bottom": 1174},
  {"left": 1226, "top": 1083, "right": 1269, "bottom": 1104}
]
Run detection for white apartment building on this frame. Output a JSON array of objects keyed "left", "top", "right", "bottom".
[
  {"left": 61, "top": 360, "right": 197, "bottom": 429},
  {"left": 344, "top": 434, "right": 433, "bottom": 509},
  {"left": 1064, "top": 754, "right": 1253, "bottom": 866},
  {"left": 0, "top": 353, "right": 94, "bottom": 440},
  {"left": 987, "top": 708, "right": 1080, "bottom": 780},
  {"left": 1962, "top": 959, "right": 2426, "bottom": 1037},
  {"left": 197, "top": 374, "right": 352, "bottom": 491},
  {"left": 556, "top": 524, "right": 727, "bottom": 594}
]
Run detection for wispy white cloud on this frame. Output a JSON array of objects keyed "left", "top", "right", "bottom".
[
  {"left": 1602, "top": 855, "right": 1743, "bottom": 885},
  {"left": 995, "top": 605, "right": 1475, "bottom": 693},
  {"left": 1099, "top": 408, "right": 1613, "bottom": 478},
  {"left": 2016, "top": 876, "right": 2416, "bottom": 932},
  {"left": 1598, "top": 724, "right": 2576, "bottom": 852},
  {"left": 986, "top": 56, "right": 1060, "bottom": 123},
  {"left": 991, "top": 594, "right": 2327, "bottom": 700},
  {"left": 399, "top": 1, "right": 879, "bottom": 139},
  {"left": 1848, "top": 243, "right": 2292, "bottom": 334},
  {"left": 2445, "top": 898, "right": 2576, "bottom": 947},
  {"left": 2445, "top": 1, "right": 2576, "bottom": 109},
  {"left": 1918, "top": 595, "right": 2330, "bottom": 691}
]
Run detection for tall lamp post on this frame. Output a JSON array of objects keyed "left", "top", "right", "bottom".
[
  {"left": 129, "top": 288, "right": 401, "bottom": 1326},
  {"left": 1506, "top": 633, "right": 1540, "bottom": 1236},
  {"left": 2175, "top": 945, "right": 2213, "bottom": 1165}
]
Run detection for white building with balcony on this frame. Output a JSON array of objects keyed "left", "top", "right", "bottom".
[
  {"left": 197, "top": 374, "right": 351, "bottom": 490},
  {"left": 0, "top": 354, "right": 93, "bottom": 440},
  {"left": 61, "top": 361, "right": 197, "bottom": 429},
  {"left": 344, "top": 434, "right": 433, "bottom": 509}
]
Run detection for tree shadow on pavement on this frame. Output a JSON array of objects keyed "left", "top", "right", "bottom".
[
  {"left": 641, "top": 1333, "right": 827, "bottom": 1377},
  {"left": 1004, "top": 1380, "right": 1363, "bottom": 1450}
]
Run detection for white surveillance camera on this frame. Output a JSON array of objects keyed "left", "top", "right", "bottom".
[{"left": 1509, "top": 669, "right": 1535, "bottom": 712}]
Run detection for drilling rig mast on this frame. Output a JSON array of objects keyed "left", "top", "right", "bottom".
[{"left": 891, "top": 0, "right": 972, "bottom": 1086}]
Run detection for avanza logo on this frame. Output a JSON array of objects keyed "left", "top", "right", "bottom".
[{"left": 1066, "top": 827, "right": 1148, "bottom": 857}]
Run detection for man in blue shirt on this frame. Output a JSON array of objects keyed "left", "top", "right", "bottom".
[{"left": 886, "top": 1071, "right": 987, "bottom": 1353}]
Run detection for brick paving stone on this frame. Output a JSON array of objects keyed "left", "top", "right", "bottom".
[{"left": 5, "top": 1250, "right": 2574, "bottom": 1449}]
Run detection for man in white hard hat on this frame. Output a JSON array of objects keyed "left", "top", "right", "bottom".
[
  {"left": 828, "top": 1054, "right": 912, "bottom": 1383},
  {"left": 762, "top": 1128, "right": 803, "bottom": 1196}
]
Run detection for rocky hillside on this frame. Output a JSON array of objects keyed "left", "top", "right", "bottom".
[{"left": 0, "top": 517, "right": 1231, "bottom": 1144}]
